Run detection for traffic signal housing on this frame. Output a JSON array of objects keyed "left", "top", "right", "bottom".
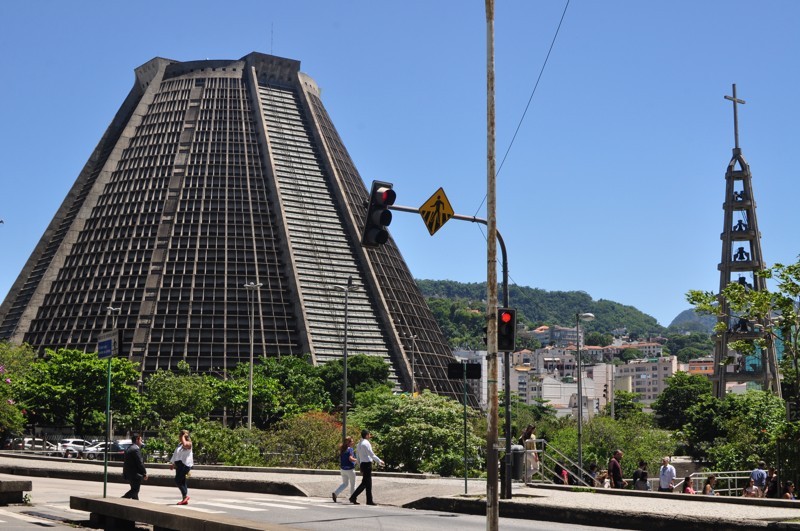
[
  {"left": 361, "top": 180, "right": 396, "bottom": 247},
  {"left": 497, "top": 308, "right": 517, "bottom": 352}
]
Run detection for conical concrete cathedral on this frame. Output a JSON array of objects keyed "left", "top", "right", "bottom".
[{"left": 0, "top": 53, "right": 468, "bottom": 402}]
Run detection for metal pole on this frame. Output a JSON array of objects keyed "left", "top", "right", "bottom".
[
  {"left": 411, "top": 334, "right": 417, "bottom": 394},
  {"left": 485, "top": 0, "right": 499, "bottom": 528},
  {"left": 463, "top": 359, "right": 468, "bottom": 495},
  {"left": 103, "top": 307, "right": 119, "bottom": 498},
  {"left": 342, "top": 276, "right": 351, "bottom": 445},
  {"left": 244, "top": 282, "right": 262, "bottom": 429},
  {"left": 576, "top": 313, "right": 583, "bottom": 475}
]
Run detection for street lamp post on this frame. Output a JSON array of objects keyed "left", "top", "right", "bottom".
[
  {"left": 103, "top": 306, "right": 120, "bottom": 498},
  {"left": 405, "top": 333, "right": 418, "bottom": 393},
  {"left": 334, "top": 276, "right": 359, "bottom": 444},
  {"left": 244, "top": 281, "right": 262, "bottom": 429},
  {"left": 576, "top": 312, "right": 595, "bottom": 475}
]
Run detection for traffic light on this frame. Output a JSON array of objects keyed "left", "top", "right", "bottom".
[
  {"left": 603, "top": 384, "right": 609, "bottom": 399},
  {"left": 497, "top": 308, "right": 516, "bottom": 352},
  {"left": 361, "top": 180, "right": 396, "bottom": 247}
]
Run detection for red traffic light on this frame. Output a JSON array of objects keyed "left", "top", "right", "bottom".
[
  {"left": 500, "top": 311, "right": 513, "bottom": 324},
  {"left": 378, "top": 188, "right": 396, "bottom": 206}
]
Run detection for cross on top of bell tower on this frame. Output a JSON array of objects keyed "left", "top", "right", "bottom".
[{"left": 724, "top": 83, "right": 746, "bottom": 151}]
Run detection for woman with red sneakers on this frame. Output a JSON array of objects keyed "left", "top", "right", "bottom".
[{"left": 169, "top": 429, "right": 194, "bottom": 505}]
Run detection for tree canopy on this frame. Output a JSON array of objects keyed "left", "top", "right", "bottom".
[
  {"left": 12, "top": 348, "right": 140, "bottom": 434},
  {"left": 651, "top": 372, "right": 713, "bottom": 430}
]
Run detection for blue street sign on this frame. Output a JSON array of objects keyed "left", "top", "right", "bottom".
[{"left": 98, "top": 339, "right": 114, "bottom": 359}]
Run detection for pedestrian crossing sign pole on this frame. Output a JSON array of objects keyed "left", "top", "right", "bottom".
[{"left": 419, "top": 187, "right": 454, "bottom": 236}]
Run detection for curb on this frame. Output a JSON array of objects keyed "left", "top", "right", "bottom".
[
  {"left": 405, "top": 495, "right": 795, "bottom": 531},
  {"left": 0, "top": 464, "right": 307, "bottom": 497}
]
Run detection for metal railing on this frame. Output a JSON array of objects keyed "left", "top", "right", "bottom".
[
  {"left": 675, "top": 470, "right": 752, "bottom": 497},
  {"left": 531, "top": 438, "right": 592, "bottom": 487}
]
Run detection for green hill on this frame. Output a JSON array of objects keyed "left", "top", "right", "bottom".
[{"left": 417, "top": 279, "right": 665, "bottom": 350}]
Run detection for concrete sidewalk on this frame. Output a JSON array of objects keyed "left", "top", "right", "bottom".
[{"left": 2, "top": 453, "right": 799, "bottom": 530}]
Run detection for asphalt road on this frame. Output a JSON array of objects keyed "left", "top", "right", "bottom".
[{"left": 1, "top": 476, "right": 624, "bottom": 531}]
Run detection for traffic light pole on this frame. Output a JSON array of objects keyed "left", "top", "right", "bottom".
[{"left": 389, "top": 204, "right": 513, "bottom": 499}]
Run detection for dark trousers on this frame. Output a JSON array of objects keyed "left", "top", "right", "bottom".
[
  {"left": 351, "top": 462, "right": 373, "bottom": 503},
  {"left": 174, "top": 460, "right": 191, "bottom": 498},
  {"left": 122, "top": 477, "right": 142, "bottom": 500}
]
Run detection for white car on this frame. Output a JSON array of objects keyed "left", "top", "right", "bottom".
[
  {"left": 57, "top": 438, "right": 94, "bottom": 457},
  {"left": 23, "top": 438, "right": 59, "bottom": 455}
]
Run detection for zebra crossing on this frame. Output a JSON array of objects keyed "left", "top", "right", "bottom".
[{"left": 168, "top": 494, "right": 344, "bottom": 515}]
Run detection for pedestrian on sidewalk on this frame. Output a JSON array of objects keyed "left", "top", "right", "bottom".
[
  {"left": 169, "top": 429, "right": 193, "bottom": 505},
  {"left": 632, "top": 460, "right": 647, "bottom": 488},
  {"left": 782, "top": 481, "right": 797, "bottom": 500},
  {"left": 332, "top": 436, "right": 357, "bottom": 502},
  {"left": 750, "top": 460, "right": 767, "bottom": 496},
  {"left": 122, "top": 433, "right": 147, "bottom": 500},
  {"left": 742, "top": 478, "right": 761, "bottom": 498},
  {"left": 350, "top": 429, "right": 384, "bottom": 506},
  {"left": 682, "top": 476, "right": 696, "bottom": 494},
  {"left": 703, "top": 475, "right": 719, "bottom": 496},
  {"left": 608, "top": 449, "right": 627, "bottom": 489},
  {"left": 658, "top": 456, "right": 676, "bottom": 492}
]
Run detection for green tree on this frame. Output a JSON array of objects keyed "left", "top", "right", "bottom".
[
  {"left": 13, "top": 348, "right": 140, "bottom": 434},
  {"left": 262, "top": 411, "right": 345, "bottom": 469},
  {"left": 0, "top": 342, "right": 35, "bottom": 438},
  {"left": 547, "top": 415, "right": 673, "bottom": 478},
  {"left": 651, "top": 372, "right": 713, "bottom": 430},
  {"left": 682, "top": 390, "right": 785, "bottom": 468},
  {"left": 144, "top": 360, "right": 219, "bottom": 425},
  {"left": 223, "top": 355, "right": 333, "bottom": 429},
  {"left": 350, "top": 390, "right": 484, "bottom": 476},
  {"left": 619, "top": 348, "right": 643, "bottom": 362},
  {"left": 604, "top": 390, "right": 645, "bottom": 421},
  {"left": 585, "top": 331, "right": 613, "bottom": 347},
  {"left": 687, "top": 258, "right": 800, "bottom": 410},
  {"left": 318, "top": 354, "right": 391, "bottom": 408}
]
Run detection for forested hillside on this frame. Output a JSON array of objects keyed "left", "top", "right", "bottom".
[{"left": 418, "top": 279, "right": 666, "bottom": 350}]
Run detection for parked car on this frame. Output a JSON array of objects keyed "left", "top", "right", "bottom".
[
  {"left": 23, "top": 438, "right": 59, "bottom": 455},
  {"left": 57, "top": 439, "right": 94, "bottom": 457},
  {"left": 84, "top": 440, "right": 131, "bottom": 461}
]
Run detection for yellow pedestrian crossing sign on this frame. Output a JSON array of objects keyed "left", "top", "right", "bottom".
[{"left": 419, "top": 187, "right": 454, "bottom": 236}]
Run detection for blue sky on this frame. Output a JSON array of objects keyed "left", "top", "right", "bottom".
[{"left": 1, "top": 1, "right": 798, "bottom": 327}]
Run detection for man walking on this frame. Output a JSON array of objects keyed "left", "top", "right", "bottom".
[
  {"left": 349, "top": 430, "right": 384, "bottom": 506},
  {"left": 122, "top": 433, "right": 147, "bottom": 500},
  {"left": 608, "top": 449, "right": 626, "bottom": 489},
  {"left": 658, "top": 456, "right": 677, "bottom": 492}
]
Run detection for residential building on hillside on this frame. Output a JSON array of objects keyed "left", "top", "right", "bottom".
[
  {"left": 615, "top": 356, "right": 682, "bottom": 402},
  {"left": 688, "top": 356, "right": 714, "bottom": 376}
]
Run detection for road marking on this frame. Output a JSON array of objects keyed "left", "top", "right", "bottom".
[
  {"left": 0, "top": 508, "right": 53, "bottom": 523},
  {"left": 194, "top": 501, "right": 266, "bottom": 511},
  {"left": 215, "top": 498, "right": 303, "bottom": 510},
  {"left": 46, "top": 503, "right": 88, "bottom": 514},
  {"left": 174, "top": 506, "right": 225, "bottom": 514}
]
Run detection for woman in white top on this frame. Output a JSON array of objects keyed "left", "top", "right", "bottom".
[{"left": 169, "top": 429, "right": 194, "bottom": 505}]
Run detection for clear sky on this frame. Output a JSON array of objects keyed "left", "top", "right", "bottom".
[{"left": 1, "top": 1, "right": 798, "bottom": 327}]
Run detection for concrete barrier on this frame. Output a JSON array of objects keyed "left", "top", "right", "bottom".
[
  {"left": 0, "top": 477, "right": 32, "bottom": 504},
  {"left": 70, "top": 496, "right": 299, "bottom": 531}
]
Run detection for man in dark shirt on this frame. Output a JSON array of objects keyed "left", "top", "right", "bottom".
[
  {"left": 608, "top": 449, "right": 627, "bottom": 489},
  {"left": 122, "top": 433, "right": 147, "bottom": 500}
]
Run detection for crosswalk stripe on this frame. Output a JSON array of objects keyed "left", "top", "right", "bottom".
[
  {"left": 215, "top": 498, "right": 303, "bottom": 510},
  {"left": 0, "top": 508, "right": 48, "bottom": 523},
  {"left": 194, "top": 502, "right": 266, "bottom": 511},
  {"left": 175, "top": 506, "right": 225, "bottom": 514},
  {"left": 48, "top": 503, "right": 88, "bottom": 514},
  {"left": 245, "top": 496, "right": 318, "bottom": 505}
]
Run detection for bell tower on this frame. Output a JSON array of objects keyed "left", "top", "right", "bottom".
[{"left": 712, "top": 84, "right": 781, "bottom": 398}]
